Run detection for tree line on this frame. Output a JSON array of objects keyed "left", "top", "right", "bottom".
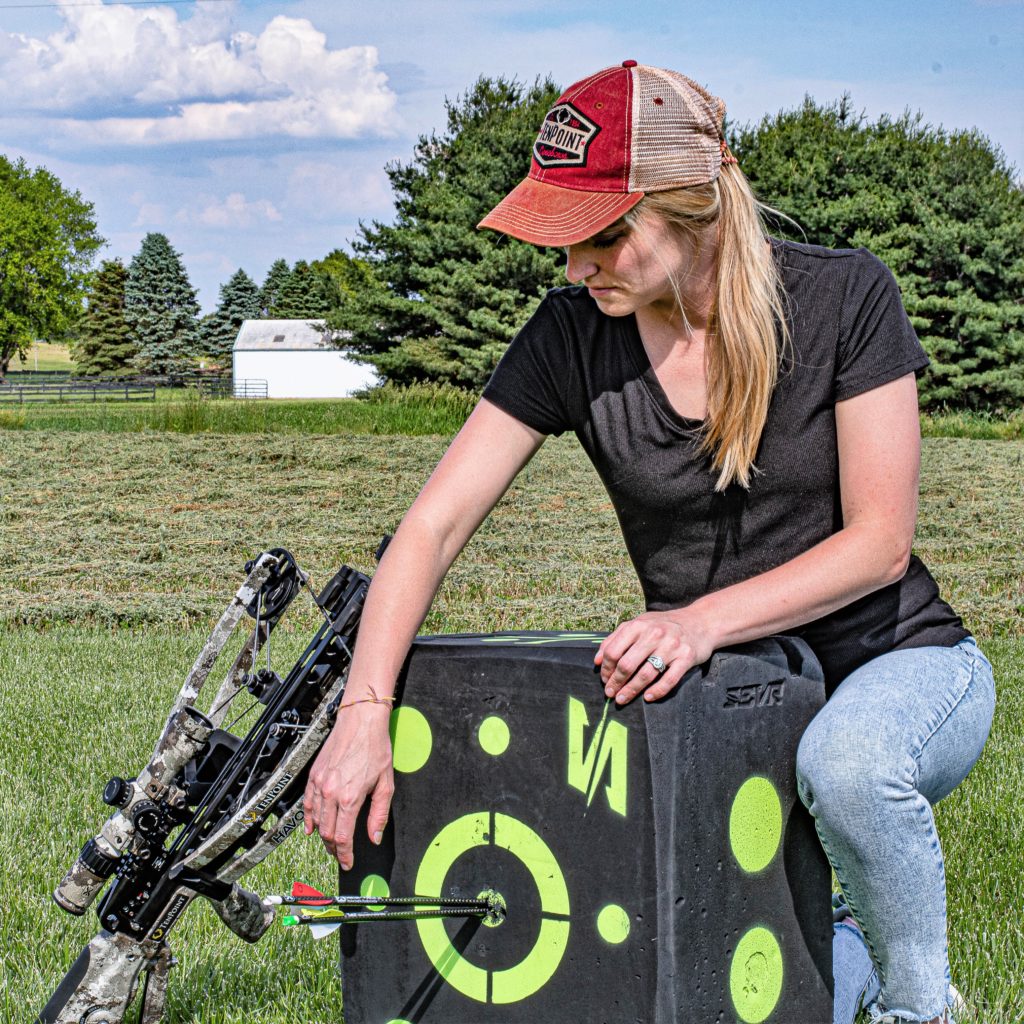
[
  {"left": 69, "top": 239, "right": 370, "bottom": 377},
  {"left": 2, "top": 80, "right": 1022, "bottom": 407},
  {"left": 72, "top": 242, "right": 372, "bottom": 377}
]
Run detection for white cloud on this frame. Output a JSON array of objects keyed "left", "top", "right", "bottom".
[
  {"left": 182, "top": 192, "right": 283, "bottom": 228},
  {"left": 0, "top": 7, "right": 397, "bottom": 143},
  {"left": 131, "top": 201, "right": 168, "bottom": 229},
  {"left": 284, "top": 159, "right": 393, "bottom": 217}
]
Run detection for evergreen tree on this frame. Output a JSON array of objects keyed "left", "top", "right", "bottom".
[
  {"left": 258, "top": 259, "right": 292, "bottom": 317},
  {"left": 72, "top": 259, "right": 136, "bottom": 375},
  {"left": 199, "top": 268, "right": 261, "bottom": 365},
  {"left": 731, "top": 97, "right": 1024, "bottom": 410},
  {"left": 124, "top": 233, "right": 201, "bottom": 375},
  {"left": 329, "top": 76, "right": 564, "bottom": 387},
  {"left": 269, "top": 260, "right": 334, "bottom": 318}
]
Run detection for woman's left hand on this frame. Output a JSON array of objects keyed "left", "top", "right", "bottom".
[{"left": 595, "top": 609, "right": 715, "bottom": 705}]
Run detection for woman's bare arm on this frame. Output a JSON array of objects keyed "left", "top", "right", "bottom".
[
  {"left": 303, "top": 399, "right": 545, "bottom": 869},
  {"left": 598, "top": 373, "right": 922, "bottom": 702}
]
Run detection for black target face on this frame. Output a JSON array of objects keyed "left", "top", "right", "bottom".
[{"left": 341, "top": 633, "right": 833, "bottom": 1024}]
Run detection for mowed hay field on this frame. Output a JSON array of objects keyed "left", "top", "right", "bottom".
[{"left": 1, "top": 429, "right": 1022, "bottom": 1022}]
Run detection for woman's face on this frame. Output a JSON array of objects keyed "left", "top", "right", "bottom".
[{"left": 564, "top": 211, "right": 710, "bottom": 321}]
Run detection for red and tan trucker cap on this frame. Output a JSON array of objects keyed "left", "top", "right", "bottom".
[{"left": 478, "top": 61, "right": 729, "bottom": 247}]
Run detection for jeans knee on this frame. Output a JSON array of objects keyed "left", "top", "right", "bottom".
[{"left": 796, "top": 721, "right": 901, "bottom": 832}]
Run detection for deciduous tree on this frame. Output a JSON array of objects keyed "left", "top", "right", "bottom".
[
  {"left": 0, "top": 155, "right": 103, "bottom": 378},
  {"left": 311, "top": 249, "right": 375, "bottom": 310}
]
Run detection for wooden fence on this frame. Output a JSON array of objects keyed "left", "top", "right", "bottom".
[
  {"left": 0, "top": 372, "right": 273, "bottom": 402},
  {"left": 0, "top": 381, "right": 156, "bottom": 403}
]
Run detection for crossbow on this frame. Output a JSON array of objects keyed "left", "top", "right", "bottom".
[{"left": 38, "top": 543, "right": 495, "bottom": 1024}]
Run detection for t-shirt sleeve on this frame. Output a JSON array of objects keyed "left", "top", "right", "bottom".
[
  {"left": 834, "top": 251, "right": 929, "bottom": 402},
  {"left": 482, "top": 293, "right": 576, "bottom": 436}
]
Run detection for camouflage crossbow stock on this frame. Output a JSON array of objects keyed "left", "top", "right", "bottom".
[{"left": 38, "top": 546, "right": 372, "bottom": 1023}]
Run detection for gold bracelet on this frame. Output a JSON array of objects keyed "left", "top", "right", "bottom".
[{"left": 338, "top": 686, "right": 396, "bottom": 711}]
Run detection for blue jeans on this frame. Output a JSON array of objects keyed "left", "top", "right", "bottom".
[{"left": 795, "top": 638, "right": 995, "bottom": 1023}]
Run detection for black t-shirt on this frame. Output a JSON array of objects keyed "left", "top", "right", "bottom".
[{"left": 482, "top": 240, "right": 968, "bottom": 692}]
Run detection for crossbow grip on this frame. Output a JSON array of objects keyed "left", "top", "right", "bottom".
[
  {"left": 36, "top": 931, "right": 147, "bottom": 1024},
  {"left": 211, "top": 883, "right": 275, "bottom": 943}
]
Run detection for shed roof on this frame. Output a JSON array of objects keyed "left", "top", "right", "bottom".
[{"left": 233, "top": 319, "right": 351, "bottom": 352}]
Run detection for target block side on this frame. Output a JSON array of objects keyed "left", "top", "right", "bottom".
[{"left": 643, "top": 637, "right": 833, "bottom": 1023}]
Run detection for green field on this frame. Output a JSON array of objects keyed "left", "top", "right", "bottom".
[
  {"left": 1, "top": 390, "right": 1022, "bottom": 440},
  {"left": 1, "top": 427, "right": 1021, "bottom": 1021},
  {"left": 4, "top": 339, "right": 74, "bottom": 372},
  {"left": 0, "top": 384, "right": 478, "bottom": 437}
]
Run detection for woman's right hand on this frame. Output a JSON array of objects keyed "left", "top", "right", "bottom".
[{"left": 303, "top": 701, "right": 395, "bottom": 870}]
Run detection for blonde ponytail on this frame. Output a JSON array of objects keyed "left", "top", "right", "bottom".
[{"left": 627, "top": 166, "right": 789, "bottom": 491}]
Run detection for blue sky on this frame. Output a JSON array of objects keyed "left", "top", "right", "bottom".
[{"left": 2, "top": 0, "right": 1021, "bottom": 311}]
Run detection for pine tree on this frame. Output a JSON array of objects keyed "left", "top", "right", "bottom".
[
  {"left": 199, "top": 268, "right": 261, "bottom": 365},
  {"left": 124, "top": 233, "right": 201, "bottom": 376},
  {"left": 269, "top": 261, "right": 334, "bottom": 318},
  {"left": 72, "top": 259, "right": 136, "bottom": 375},
  {"left": 329, "top": 76, "right": 564, "bottom": 387},
  {"left": 258, "top": 259, "right": 292, "bottom": 317},
  {"left": 731, "top": 97, "right": 1024, "bottom": 410}
]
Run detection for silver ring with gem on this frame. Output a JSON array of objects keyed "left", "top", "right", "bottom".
[{"left": 646, "top": 654, "right": 666, "bottom": 673}]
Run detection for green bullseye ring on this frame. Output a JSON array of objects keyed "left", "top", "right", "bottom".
[
  {"left": 730, "top": 926, "right": 783, "bottom": 1022},
  {"left": 729, "top": 776, "right": 783, "bottom": 873},
  {"left": 414, "top": 811, "right": 570, "bottom": 1004}
]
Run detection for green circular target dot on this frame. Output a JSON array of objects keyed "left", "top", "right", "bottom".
[
  {"left": 596, "top": 903, "right": 630, "bottom": 944},
  {"left": 360, "top": 873, "right": 389, "bottom": 912},
  {"left": 389, "top": 706, "right": 432, "bottom": 774},
  {"left": 730, "top": 927, "right": 783, "bottom": 1023},
  {"left": 478, "top": 715, "right": 510, "bottom": 756},
  {"left": 729, "top": 776, "right": 783, "bottom": 873}
]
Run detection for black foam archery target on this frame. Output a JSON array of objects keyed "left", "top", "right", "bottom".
[{"left": 340, "top": 633, "right": 832, "bottom": 1024}]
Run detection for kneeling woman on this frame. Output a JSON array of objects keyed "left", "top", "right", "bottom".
[{"left": 304, "top": 62, "right": 994, "bottom": 1024}]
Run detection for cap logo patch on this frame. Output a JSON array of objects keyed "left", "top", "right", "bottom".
[{"left": 533, "top": 103, "right": 600, "bottom": 168}]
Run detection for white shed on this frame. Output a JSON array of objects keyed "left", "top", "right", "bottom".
[{"left": 232, "top": 319, "right": 378, "bottom": 399}]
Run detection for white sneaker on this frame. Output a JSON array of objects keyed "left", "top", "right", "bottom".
[{"left": 949, "top": 983, "right": 967, "bottom": 1022}]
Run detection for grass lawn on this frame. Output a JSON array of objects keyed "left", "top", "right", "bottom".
[
  {"left": 0, "top": 384, "right": 477, "bottom": 437},
  {"left": 0, "top": 430, "right": 1021, "bottom": 1021},
  {"left": 5, "top": 340, "right": 73, "bottom": 372}
]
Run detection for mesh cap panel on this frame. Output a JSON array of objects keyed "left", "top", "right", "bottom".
[{"left": 628, "top": 67, "right": 724, "bottom": 193}]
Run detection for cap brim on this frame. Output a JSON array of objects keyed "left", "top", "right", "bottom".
[{"left": 478, "top": 176, "right": 643, "bottom": 247}]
